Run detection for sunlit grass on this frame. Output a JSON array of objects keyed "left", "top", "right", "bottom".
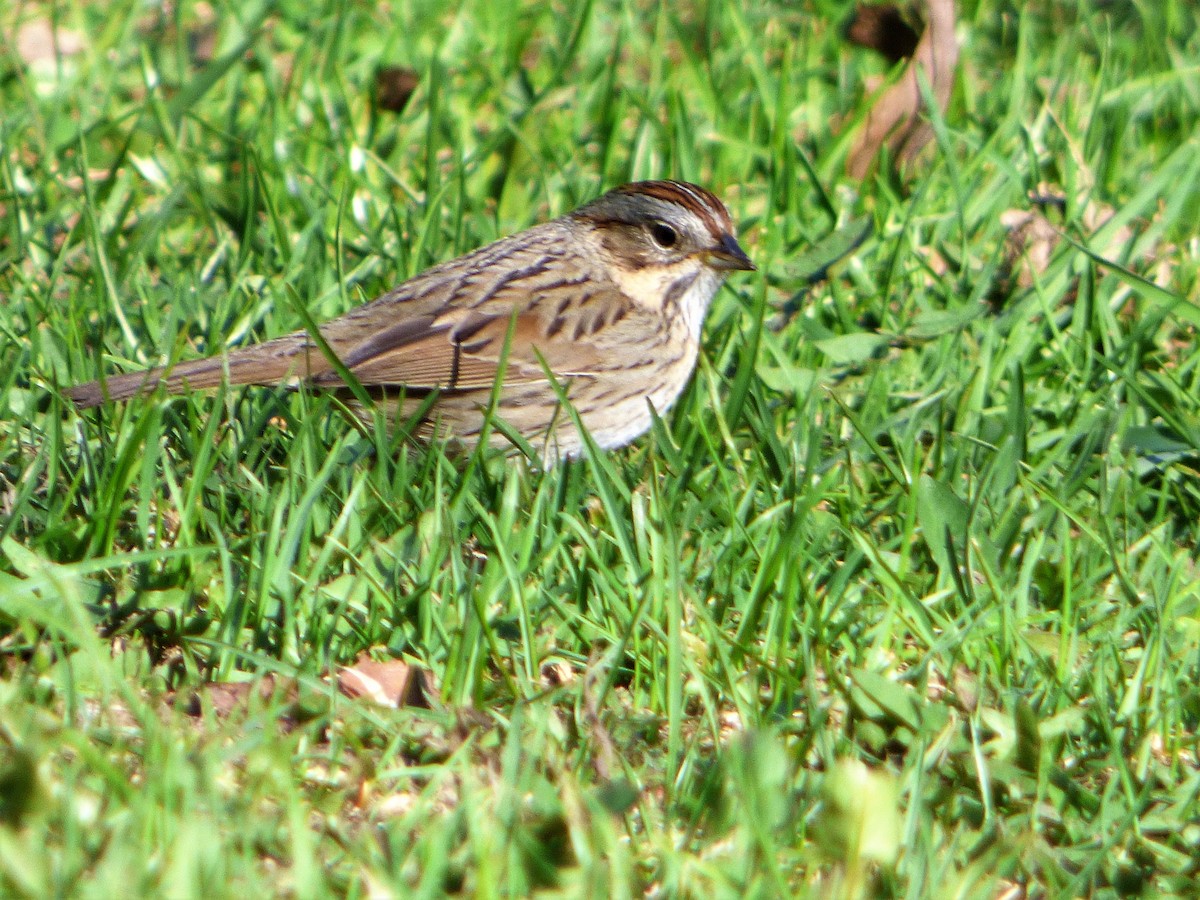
[{"left": 2, "top": 0, "right": 1200, "bottom": 894}]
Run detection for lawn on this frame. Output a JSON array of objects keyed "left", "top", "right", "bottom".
[{"left": 3, "top": 0, "right": 1200, "bottom": 896}]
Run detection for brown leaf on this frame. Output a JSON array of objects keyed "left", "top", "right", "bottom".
[
  {"left": 540, "top": 661, "right": 576, "bottom": 688},
  {"left": 175, "top": 676, "right": 331, "bottom": 736},
  {"left": 375, "top": 66, "right": 420, "bottom": 113},
  {"left": 999, "top": 207, "right": 1061, "bottom": 289},
  {"left": 581, "top": 651, "right": 617, "bottom": 782},
  {"left": 188, "top": 15, "right": 218, "bottom": 66},
  {"left": 998, "top": 185, "right": 1161, "bottom": 292},
  {"left": 180, "top": 676, "right": 295, "bottom": 718},
  {"left": 845, "top": 4, "right": 921, "bottom": 65},
  {"left": 951, "top": 664, "right": 979, "bottom": 714},
  {"left": 16, "top": 19, "right": 86, "bottom": 66},
  {"left": 847, "top": 0, "right": 958, "bottom": 179},
  {"left": 338, "top": 653, "right": 435, "bottom": 708}
]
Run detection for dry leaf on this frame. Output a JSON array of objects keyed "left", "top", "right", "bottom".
[
  {"left": 375, "top": 66, "right": 420, "bottom": 113},
  {"left": 999, "top": 207, "right": 1062, "bottom": 289},
  {"left": 845, "top": 3, "right": 920, "bottom": 64},
  {"left": 540, "top": 661, "right": 576, "bottom": 688},
  {"left": 951, "top": 663, "right": 979, "bottom": 713},
  {"left": 192, "top": 4, "right": 218, "bottom": 52},
  {"left": 16, "top": 19, "right": 86, "bottom": 66},
  {"left": 188, "top": 23, "right": 218, "bottom": 65},
  {"left": 338, "top": 653, "right": 434, "bottom": 708},
  {"left": 998, "top": 185, "right": 1166, "bottom": 291},
  {"left": 847, "top": 0, "right": 958, "bottom": 179},
  {"left": 582, "top": 653, "right": 617, "bottom": 781},
  {"left": 180, "top": 675, "right": 296, "bottom": 718}
]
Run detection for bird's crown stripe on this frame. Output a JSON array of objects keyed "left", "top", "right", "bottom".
[{"left": 614, "top": 180, "right": 733, "bottom": 234}]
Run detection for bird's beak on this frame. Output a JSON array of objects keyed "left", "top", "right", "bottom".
[{"left": 708, "top": 233, "right": 756, "bottom": 271}]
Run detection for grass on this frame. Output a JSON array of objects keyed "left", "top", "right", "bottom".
[{"left": 3, "top": 0, "right": 1200, "bottom": 895}]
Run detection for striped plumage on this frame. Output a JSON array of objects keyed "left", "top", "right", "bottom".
[{"left": 68, "top": 180, "right": 754, "bottom": 459}]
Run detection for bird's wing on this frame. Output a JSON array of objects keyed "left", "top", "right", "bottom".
[
  {"left": 312, "top": 302, "right": 606, "bottom": 392},
  {"left": 310, "top": 231, "right": 617, "bottom": 391}
]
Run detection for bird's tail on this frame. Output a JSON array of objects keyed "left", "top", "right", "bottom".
[{"left": 67, "top": 333, "right": 320, "bottom": 408}]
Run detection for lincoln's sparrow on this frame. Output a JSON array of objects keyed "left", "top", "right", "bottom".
[{"left": 69, "top": 181, "right": 754, "bottom": 458}]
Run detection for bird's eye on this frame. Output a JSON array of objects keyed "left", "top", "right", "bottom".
[{"left": 650, "top": 222, "right": 678, "bottom": 249}]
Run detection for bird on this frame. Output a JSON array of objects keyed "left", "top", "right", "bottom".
[{"left": 68, "top": 180, "right": 754, "bottom": 459}]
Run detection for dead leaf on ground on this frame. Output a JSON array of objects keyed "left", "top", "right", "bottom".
[
  {"left": 847, "top": 0, "right": 959, "bottom": 179},
  {"left": 177, "top": 675, "right": 308, "bottom": 730},
  {"left": 951, "top": 663, "right": 980, "bottom": 713},
  {"left": 187, "top": 3, "right": 219, "bottom": 65},
  {"left": 540, "top": 660, "right": 576, "bottom": 688},
  {"left": 999, "top": 206, "right": 1062, "bottom": 289},
  {"left": 173, "top": 651, "right": 435, "bottom": 736},
  {"left": 338, "top": 653, "right": 435, "bottom": 709},
  {"left": 15, "top": 19, "right": 86, "bottom": 67},
  {"left": 999, "top": 185, "right": 1172, "bottom": 293},
  {"left": 582, "top": 650, "right": 618, "bottom": 782},
  {"left": 375, "top": 66, "right": 420, "bottom": 113},
  {"left": 845, "top": 3, "right": 921, "bottom": 64}
]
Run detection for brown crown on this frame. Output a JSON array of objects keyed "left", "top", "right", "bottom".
[{"left": 607, "top": 180, "right": 735, "bottom": 236}]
